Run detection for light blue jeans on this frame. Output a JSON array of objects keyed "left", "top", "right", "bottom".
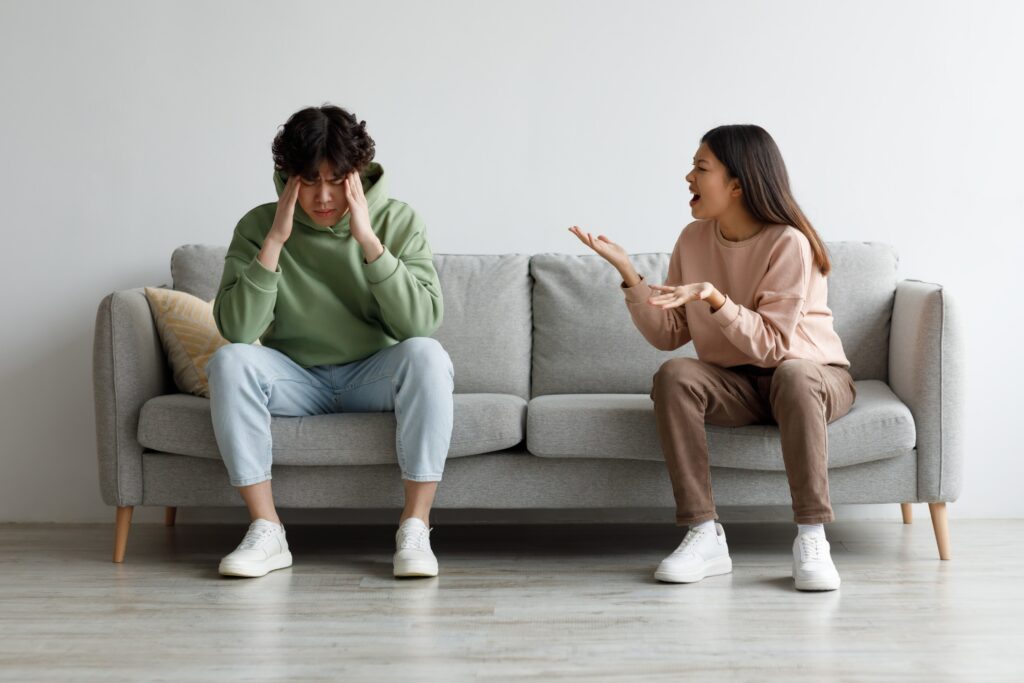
[{"left": 206, "top": 338, "right": 454, "bottom": 487}]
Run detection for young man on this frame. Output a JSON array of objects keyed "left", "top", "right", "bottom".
[{"left": 209, "top": 105, "right": 453, "bottom": 579}]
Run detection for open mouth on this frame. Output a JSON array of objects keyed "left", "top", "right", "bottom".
[{"left": 689, "top": 193, "right": 701, "bottom": 206}]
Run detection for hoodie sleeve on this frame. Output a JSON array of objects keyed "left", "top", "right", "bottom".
[
  {"left": 621, "top": 236, "right": 692, "bottom": 351},
  {"left": 709, "top": 230, "right": 810, "bottom": 364},
  {"left": 362, "top": 210, "right": 443, "bottom": 340},
  {"left": 213, "top": 217, "right": 279, "bottom": 344}
]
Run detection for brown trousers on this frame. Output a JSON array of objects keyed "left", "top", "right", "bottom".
[{"left": 650, "top": 357, "right": 857, "bottom": 525}]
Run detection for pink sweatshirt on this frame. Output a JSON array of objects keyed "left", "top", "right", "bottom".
[{"left": 623, "top": 219, "right": 849, "bottom": 369}]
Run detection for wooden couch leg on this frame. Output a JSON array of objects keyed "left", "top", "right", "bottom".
[
  {"left": 113, "top": 506, "right": 134, "bottom": 563},
  {"left": 928, "top": 502, "right": 951, "bottom": 560},
  {"left": 165, "top": 507, "right": 177, "bottom": 527},
  {"left": 900, "top": 503, "right": 913, "bottom": 524}
]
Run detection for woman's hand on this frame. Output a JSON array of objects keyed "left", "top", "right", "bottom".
[
  {"left": 568, "top": 226, "right": 640, "bottom": 285},
  {"left": 648, "top": 282, "right": 720, "bottom": 309},
  {"left": 345, "top": 170, "right": 384, "bottom": 262}
]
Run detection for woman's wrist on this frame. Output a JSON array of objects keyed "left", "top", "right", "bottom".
[
  {"left": 706, "top": 286, "right": 726, "bottom": 312},
  {"left": 618, "top": 264, "right": 641, "bottom": 288}
]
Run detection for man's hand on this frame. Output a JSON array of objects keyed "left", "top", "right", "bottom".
[
  {"left": 345, "top": 170, "right": 383, "bottom": 263},
  {"left": 266, "top": 175, "right": 301, "bottom": 246},
  {"left": 258, "top": 175, "right": 301, "bottom": 271}
]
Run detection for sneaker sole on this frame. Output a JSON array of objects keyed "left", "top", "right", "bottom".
[
  {"left": 794, "top": 575, "right": 841, "bottom": 592},
  {"left": 219, "top": 552, "right": 293, "bottom": 578},
  {"left": 393, "top": 560, "right": 438, "bottom": 578},
  {"left": 654, "top": 555, "right": 732, "bottom": 584}
]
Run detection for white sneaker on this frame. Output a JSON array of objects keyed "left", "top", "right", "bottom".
[
  {"left": 654, "top": 523, "right": 732, "bottom": 583},
  {"left": 218, "top": 519, "right": 293, "bottom": 578},
  {"left": 792, "top": 531, "right": 841, "bottom": 591},
  {"left": 393, "top": 517, "right": 438, "bottom": 578}
]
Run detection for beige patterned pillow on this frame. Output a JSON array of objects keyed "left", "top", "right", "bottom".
[{"left": 144, "top": 287, "right": 259, "bottom": 398}]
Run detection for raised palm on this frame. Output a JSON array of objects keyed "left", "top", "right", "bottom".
[{"left": 568, "top": 226, "right": 629, "bottom": 271}]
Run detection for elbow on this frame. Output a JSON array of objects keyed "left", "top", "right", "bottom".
[
  {"left": 645, "top": 331, "right": 687, "bottom": 352},
  {"left": 406, "top": 299, "right": 444, "bottom": 339},
  {"left": 751, "top": 339, "right": 789, "bottom": 364},
  {"left": 396, "top": 316, "right": 443, "bottom": 341},
  {"left": 214, "top": 315, "right": 255, "bottom": 345}
]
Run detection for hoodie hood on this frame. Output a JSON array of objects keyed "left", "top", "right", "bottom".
[{"left": 273, "top": 161, "right": 388, "bottom": 234}]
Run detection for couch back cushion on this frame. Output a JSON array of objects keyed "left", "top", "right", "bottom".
[
  {"left": 431, "top": 254, "right": 532, "bottom": 398},
  {"left": 171, "top": 246, "right": 532, "bottom": 398},
  {"left": 530, "top": 253, "right": 686, "bottom": 396},
  {"left": 529, "top": 242, "right": 897, "bottom": 396},
  {"left": 825, "top": 242, "right": 898, "bottom": 382}
]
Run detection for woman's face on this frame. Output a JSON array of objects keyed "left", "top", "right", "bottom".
[
  {"left": 684, "top": 143, "right": 741, "bottom": 220},
  {"left": 296, "top": 161, "right": 350, "bottom": 226}
]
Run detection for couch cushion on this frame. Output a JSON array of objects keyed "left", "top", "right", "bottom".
[
  {"left": 825, "top": 242, "right": 898, "bottom": 382},
  {"left": 171, "top": 246, "right": 532, "bottom": 398},
  {"left": 531, "top": 253, "right": 686, "bottom": 397},
  {"left": 431, "top": 255, "right": 531, "bottom": 398},
  {"left": 139, "top": 393, "right": 526, "bottom": 465},
  {"left": 526, "top": 380, "right": 914, "bottom": 471},
  {"left": 171, "top": 244, "right": 225, "bottom": 301}
]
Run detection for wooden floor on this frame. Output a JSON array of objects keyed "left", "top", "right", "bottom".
[{"left": 1, "top": 519, "right": 1022, "bottom": 682}]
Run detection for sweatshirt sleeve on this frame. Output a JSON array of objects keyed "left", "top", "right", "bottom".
[
  {"left": 362, "top": 213, "right": 443, "bottom": 340},
  {"left": 621, "top": 239, "right": 692, "bottom": 351},
  {"left": 213, "top": 220, "right": 280, "bottom": 344},
  {"left": 709, "top": 231, "right": 810, "bottom": 364}
]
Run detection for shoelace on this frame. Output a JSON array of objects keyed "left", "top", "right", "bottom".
[
  {"left": 799, "top": 534, "right": 824, "bottom": 562},
  {"left": 398, "top": 524, "right": 429, "bottom": 551},
  {"left": 238, "top": 524, "right": 277, "bottom": 550},
  {"left": 672, "top": 527, "right": 706, "bottom": 555}
]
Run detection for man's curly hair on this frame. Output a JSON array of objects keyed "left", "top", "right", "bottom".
[{"left": 272, "top": 105, "right": 376, "bottom": 180}]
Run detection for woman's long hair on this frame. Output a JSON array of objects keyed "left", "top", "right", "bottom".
[{"left": 701, "top": 125, "right": 831, "bottom": 275}]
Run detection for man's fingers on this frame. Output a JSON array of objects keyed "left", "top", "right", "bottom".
[
  {"left": 349, "top": 171, "right": 364, "bottom": 201},
  {"left": 285, "top": 177, "right": 300, "bottom": 206}
]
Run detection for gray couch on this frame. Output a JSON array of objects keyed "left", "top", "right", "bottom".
[{"left": 93, "top": 243, "right": 963, "bottom": 562}]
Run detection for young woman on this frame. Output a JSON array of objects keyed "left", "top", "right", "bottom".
[{"left": 570, "top": 125, "right": 855, "bottom": 591}]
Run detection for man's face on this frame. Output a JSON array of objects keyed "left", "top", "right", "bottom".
[{"left": 297, "top": 161, "right": 350, "bottom": 226}]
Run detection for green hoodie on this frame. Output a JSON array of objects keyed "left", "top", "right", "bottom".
[{"left": 213, "top": 162, "right": 443, "bottom": 368}]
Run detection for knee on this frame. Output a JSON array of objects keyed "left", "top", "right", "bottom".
[
  {"left": 398, "top": 337, "right": 453, "bottom": 378},
  {"left": 770, "top": 360, "right": 821, "bottom": 404},
  {"left": 207, "top": 343, "right": 261, "bottom": 379},
  {"left": 653, "top": 357, "right": 705, "bottom": 397}
]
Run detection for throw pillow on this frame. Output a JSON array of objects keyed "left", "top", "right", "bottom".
[{"left": 143, "top": 287, "right": 258, "bottom": 398}]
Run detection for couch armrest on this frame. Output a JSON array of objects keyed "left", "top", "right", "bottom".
[
  {"left": 93, "top": 288, "right": 172, "bottom": 506},
  {"left": 888, "top": 279, "right": 965, "bottom": 502}
]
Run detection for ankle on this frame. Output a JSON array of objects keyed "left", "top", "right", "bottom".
[
  {"left": 400, "top": 513, "right": 429, "bottom": 527},
  {"left": 253, "top": 516, "right": 282, "bottom": 527},
  {"left": 690, "top": 519, "right": 717, "bottom": 534},
  {"left": 797, "top": 523, "right": 825, "bottom": 537}
]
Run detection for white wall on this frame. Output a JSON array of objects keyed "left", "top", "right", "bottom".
[{"left": 1, "top": 0, "right": 1021, "bottom": 523}]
